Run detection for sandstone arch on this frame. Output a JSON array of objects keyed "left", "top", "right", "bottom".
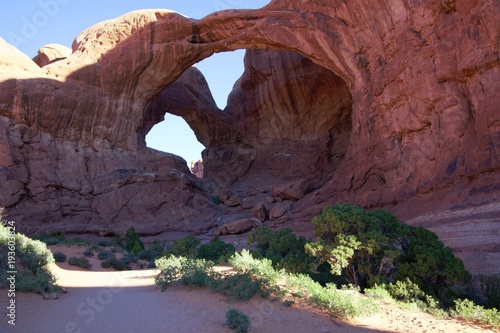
[{"left": 0, "top": 0, "right": 499, "bottom": 274}]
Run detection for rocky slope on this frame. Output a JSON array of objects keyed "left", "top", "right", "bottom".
[{"left": 0, "top": 1, "right": 498, "bottom": 274}]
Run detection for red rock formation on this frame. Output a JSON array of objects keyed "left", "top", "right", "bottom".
[
  {"left": 0, "top": 1, "right": 498, "bottom": 274},
  {"left": 32, "top": 44, "right": 71, "bottom": 67},
  {"left": 190, "top": 160, "right": 204, "bottom": 178}
]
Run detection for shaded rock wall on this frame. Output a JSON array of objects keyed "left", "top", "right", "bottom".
[{"left": 0, "top": 1, "right": 499, "bottom": 273}]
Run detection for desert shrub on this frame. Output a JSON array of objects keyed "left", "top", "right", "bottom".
[
  {"left": 364, "top": 284, "right": 394, "bottom": 302},
  {"left": 110, "top": 246, "right": 121, "bottom": 253},
  {"left": 101, "top": 257, "right": 128, "bottom": 271},
  {"left": 120, "top": 254, "right": 138, "bottom": 265},
  {"left": 170, "top": 235, "right": 200, "bottom": 258},
  {"left": 385, "top": 278, "right": 425, "bottom": 303},
  {"left": 53, "top": 251, "right": 67, "bottom": 263},
  {"left": 229, "top": 250, "right": 282, "bottom": 286},
  {"left": 197, "top": 238, "right": 235, "bottom": 262},
  {"left": 229, "top": 250, "right": 376, "bottom": 317},
  {"left": 68, "top": 256, "right": 92, "bottom": 270},
  {"left": 225, "top": 308, "right": 251, "bottom": 333},
  {"left": 83, "top": 248, "right": 94, "bottom": 257},
  {"left": 209, "top": 271, "right": 264, "bottom": 301},
  {"left": 97, "top": 250, "right": 114, "bottom": 260},
  {"left": 248, "top": 226, "right": 313, "bottom": 275},
  {"left": 150, "top": 241, "right": 168, "bottom": 257},
  {"left": 453, "top": 299, "right": 500, "bottom": 329},
  {"left": 154, "top": 256, "right": 213, "bottom": 291},
  {"left": 284, "top": 271, "right": 377, "bottom": 318},
  {"left": 309, "top": 283, "right": 374, "bottom": 318},
  {"left": 137, "top": 249, "right": 158, "bottom": 261},
  {"left": 307, "top": 203, "right": 471, "bottom": 303},
  {"left": 0, "top": 220, "right": 59, "bottom": 294},
  {"left": 113, "top": 234, "right": 123, "bottom": 247},
  {"left": 155, "top": 250, "right": 377, "bottom": 319},
  {"left": 123, "top": 227, "right": 144, "bottom": 255}
]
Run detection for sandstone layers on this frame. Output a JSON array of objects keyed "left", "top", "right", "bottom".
[{"left": 0, "top": 1, "right": 498, "bottom": 274}]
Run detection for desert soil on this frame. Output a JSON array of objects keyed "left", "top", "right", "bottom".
[{"left": 0, "top": 245, "right": 497, "bottom": 333}]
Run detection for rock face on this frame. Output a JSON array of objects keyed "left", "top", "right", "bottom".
[
  {"left": 190, "top": 160, "right": 204, "bottom": 178},
  {"left": 32, "top": 44, "right": 72, "bottom": 67},
  {"left": 0, "top": 1, "right": 499, "bottom": 274}
]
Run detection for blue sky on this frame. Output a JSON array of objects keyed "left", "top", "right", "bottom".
[{"left": 0, "top": 0, "right": 270, "bottom": 164}]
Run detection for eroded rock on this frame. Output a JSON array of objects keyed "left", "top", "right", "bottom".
[
  {"left": 0, "top": 1, "right": 499, "bottom": 274},
  {"left": 215, "top": 218, "right": 262, "bottom": 236}
]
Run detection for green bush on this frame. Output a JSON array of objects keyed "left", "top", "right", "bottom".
[
  {"left": 155, "top": 251, "right": 377, "bottom": 319},
  {"left": 225, "top": 308, "right": 251, "bottom": 333},
  {"left": 170, "top": 235, "right": 200, "bottom": 258},
  {"left": 150, "top": 241, "right": 168, "bottom": 257},
  {"left": 385, "top": 278, "right": 425, "bottom": 303},
  {"left": 53, "top": 251, "right": 67, "bottom": 263},
  {"left": 154, "top": 256, "right": 213, "bottom": 291},
  {"left": 120, "top": 254, "right": 138, "bottom": 265},
  {"left": 97, "top": 250, "right": 114, "bottom": 260},
  {"left": 101, "top": 257, "right": 128, "bottom": 271},
  {"left": 110, "top": 246, "right": 121, "bottom": 253},
  {"left": 83, "top": 248, "right": 94, "bottom": 257},
  {"left": 453, "top": 299, "right": 500, "bottom": 329},
  {"left": 123, "top": 227, "right": 144, "bottom": 255},
  {"left": 197, "top": 238, "right": 235, "bottom": 262},
  {"left": 113, "top": 234, "right": 123, "bottom": 247},
  {"left": 0, "top": 220, "right": 59, "bottom": 294},
  {"left": 229, "top": 250, "right": 376, "bottom": 318},
  {"left": 248, "top": 226, "right": 313, "bottom": 275},
  {"left": 137, "top": 249, "right": 158, "bottom": 261},
  {"left": 229, "top": 250, "right": 281, "bottom": 286},
  {"left": 307, "top": 203, "right": 471, "bottom": 303},
  {"left": 68, "top": 256, "right": 92, "bottom": 270},
  {"left": 209, "top": 271, "right": 263, "bottom": 301}
]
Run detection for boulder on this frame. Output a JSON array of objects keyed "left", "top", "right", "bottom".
[
  {"left": 252, "top": 202, "right": 267, "bottom": 222},
  {"left": 215, "top": 218, "right": 262, "bottom": 236},
  {"left": 225, "top": 196, "right": 242, "bottom": 207},
  {"left": 33, "top": 44, "right": 72, "bottom": 67},
  {"left": 273, "top": 180, "right": 308, "bottom": 201},
  {"left": 269, "top": 201, "right": 292, "bottom": 221}
]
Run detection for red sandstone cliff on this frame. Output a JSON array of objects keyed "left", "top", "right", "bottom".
[{"left": 0, "top": 1, "right": 498, "bottom": 274}]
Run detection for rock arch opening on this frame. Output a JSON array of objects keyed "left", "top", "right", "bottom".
[
  {"left": 145, "top": 113, "right": 205, "bottom": 168},
  {"left": 141, "top": 50, "right": 247, "bottom": 176}
]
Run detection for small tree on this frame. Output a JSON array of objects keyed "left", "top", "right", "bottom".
[
  {"left": 307, "top": 203, "right": 471, "bottom": 301},
  {"left": 123, "top": 227, "right": 144, "bottom": 255}
]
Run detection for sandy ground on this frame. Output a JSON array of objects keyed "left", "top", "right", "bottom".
[{"left": 0, "top": 246, "right": 497, "bottom": 333}]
